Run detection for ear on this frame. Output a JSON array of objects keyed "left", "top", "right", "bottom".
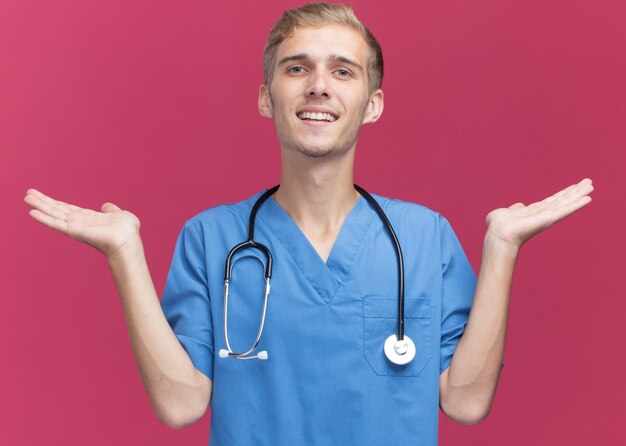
[
  {"left": 361, "top": 88, "right": 384, "bottom": 125},
  {"left": 258, "top": 84, "right": 273, "bottom": 118}
]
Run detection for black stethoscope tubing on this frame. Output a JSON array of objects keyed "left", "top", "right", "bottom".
[
  {"left": 224, "top": 185, "right": 279, "bottom": 284},
  {"left": 354, "top": 184, "right": 405, "bottom": 341},
  {"left": 222, "top": 184, "right": 407, "bottom": 359}
]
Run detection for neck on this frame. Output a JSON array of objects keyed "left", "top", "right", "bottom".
[{"left": 273, "top": 148, "right": 360, "bottom": 230}]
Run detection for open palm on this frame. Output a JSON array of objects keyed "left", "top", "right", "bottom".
[
  {"left": 486, "top": 178, "right": 594, "bottom": 248},
  {"left": 24, "top": 189, "right": 140, "bottom": 257}
]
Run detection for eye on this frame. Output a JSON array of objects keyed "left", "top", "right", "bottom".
[
  {"left": 335, "top": 68, "right": 352, "bottom": 78},
  {"left": 288, "top": 66, "right": 305, "bottom": 74}
]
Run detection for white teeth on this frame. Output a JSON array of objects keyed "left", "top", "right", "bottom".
[{"left": 298, "top": 111, "right": 336, "bottom": 122}]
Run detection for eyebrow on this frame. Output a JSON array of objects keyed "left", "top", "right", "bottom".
[{"left": 277, "top": 53, "right": 364, "bottom": 73}]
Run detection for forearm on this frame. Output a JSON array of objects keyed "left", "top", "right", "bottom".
[
  {"left": 107, "top": 237, "right": 211, "bottom": 428},
  {"left": 440, "top": 232, "right": 518, "bottom": 424}
]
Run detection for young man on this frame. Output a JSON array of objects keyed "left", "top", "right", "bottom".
[{"left": 24, "top": 3, "right": 593, "bottom": 445}]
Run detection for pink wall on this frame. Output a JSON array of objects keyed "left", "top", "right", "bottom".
[{"left": 2, "top": 0, "right": 624, "bottom": 444}]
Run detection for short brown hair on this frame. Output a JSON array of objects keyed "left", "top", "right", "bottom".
[{"left": 263, "top": 2, "right": 384, "bottom": 93}]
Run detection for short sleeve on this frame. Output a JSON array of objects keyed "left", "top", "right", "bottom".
[
  {"left": 439, "top": 215, "right": 477, "bottom": 374},
  {"left": 161, "top": 220, "right": 214, "bottom": 379}
]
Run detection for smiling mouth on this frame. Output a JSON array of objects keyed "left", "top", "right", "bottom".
[{"left": 297, "top": 111, "right": 337, "bottom": 122}]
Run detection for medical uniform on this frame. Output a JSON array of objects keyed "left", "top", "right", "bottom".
[{"left": 161, "top": 190, "right": 476, "bottom": 445}]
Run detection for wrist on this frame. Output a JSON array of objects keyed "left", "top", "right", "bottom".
[
  {"left": 483, "top": 230, "right": 520, "bottom": 259},
  {"left": 106, "top": 233, "right": 145, "bottom": 268}
]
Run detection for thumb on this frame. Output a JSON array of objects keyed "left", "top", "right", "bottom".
[
  {"left": 101, "top": 202, "right": 121, "bottom": 213},
  {"left": 508, "top": 202, "right": 525, "bottom": 209}
]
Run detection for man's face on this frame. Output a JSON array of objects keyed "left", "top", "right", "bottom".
[{"left": 258, "top": 24, "right": 383, "bottom": 159}]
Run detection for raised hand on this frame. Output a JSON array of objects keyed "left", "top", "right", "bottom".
[
  {"left": 24, "top": 189, "right": 141, "bottom": 258},
  {"left": 485, "top": 178, "right": 594, "bottom": 249}
]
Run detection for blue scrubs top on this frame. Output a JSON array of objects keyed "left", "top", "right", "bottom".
[{"left": 161, "top": 191, "right": 476, "bottom": 445}]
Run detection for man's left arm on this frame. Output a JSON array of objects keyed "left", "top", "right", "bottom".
[{"left": 439, "top": 178, "right": 594, "bottom": 425}]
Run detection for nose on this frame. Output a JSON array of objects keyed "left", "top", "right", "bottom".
[{"left": 305, "top": 71, "right": 331, "bottom": 98}]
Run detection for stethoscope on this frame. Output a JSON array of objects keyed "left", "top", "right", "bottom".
[{"left": 218, "top": 185, "right": 416, "bottom": 366}]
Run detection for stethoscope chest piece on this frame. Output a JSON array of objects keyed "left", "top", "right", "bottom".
[{"left": 384, "top": 334, "right": 416, "bottom": 365}]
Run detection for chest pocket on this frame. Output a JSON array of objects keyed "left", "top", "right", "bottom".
[{"left": 362, "top": 296, "right": 432, "bottom": 377}]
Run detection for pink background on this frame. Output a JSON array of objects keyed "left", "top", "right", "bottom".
[{"left": 2, "top": 0, "right": 624, "bottom": 444}]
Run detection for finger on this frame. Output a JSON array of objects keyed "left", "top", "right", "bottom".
[
  {"left": 542, "top": 184, "right": 577, "bottom": 204},
  {"left": 508, "top": 202, "right": 525, "bottom": 209},
  {"left": 541, "top": 178, "right": 593, "bottom": 205},
  {"left": 550, "top": 195, "right": 592, "bottom": 224},
  {"left": 24, "top": 193, "right": 69, "bottom": 221},
  {"left": 542, "top": 180, "right": 588, "bottom": 204},
  {"left": 554, "top": 181, "right": 594, "bottom": 208},
  {"left": 25, "top": 189, "right": 80, "bottom": 214},
  {"left": 28, "top": 209, "right": 70, "bottom": 234},
  {"left": 29, "top": 189, "right": 81, "bottom": 212},
  {"left": 528, "top": 183, "right": 592, "bottom": 216}
]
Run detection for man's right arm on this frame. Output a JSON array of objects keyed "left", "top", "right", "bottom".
[
  {"left": 107, "top": 236, "right": 212, "bottom": 428},
  {"left": 24, "top": 189, "right": 212, "bottom": 428}
]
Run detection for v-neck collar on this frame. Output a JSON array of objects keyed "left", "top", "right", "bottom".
[{"left": 257, "top": 195, "right": 374, "bottom": 304}]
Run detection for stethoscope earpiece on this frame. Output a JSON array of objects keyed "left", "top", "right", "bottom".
[{"left": 219, "top": 348, "right": 269, "bottom": 360}]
